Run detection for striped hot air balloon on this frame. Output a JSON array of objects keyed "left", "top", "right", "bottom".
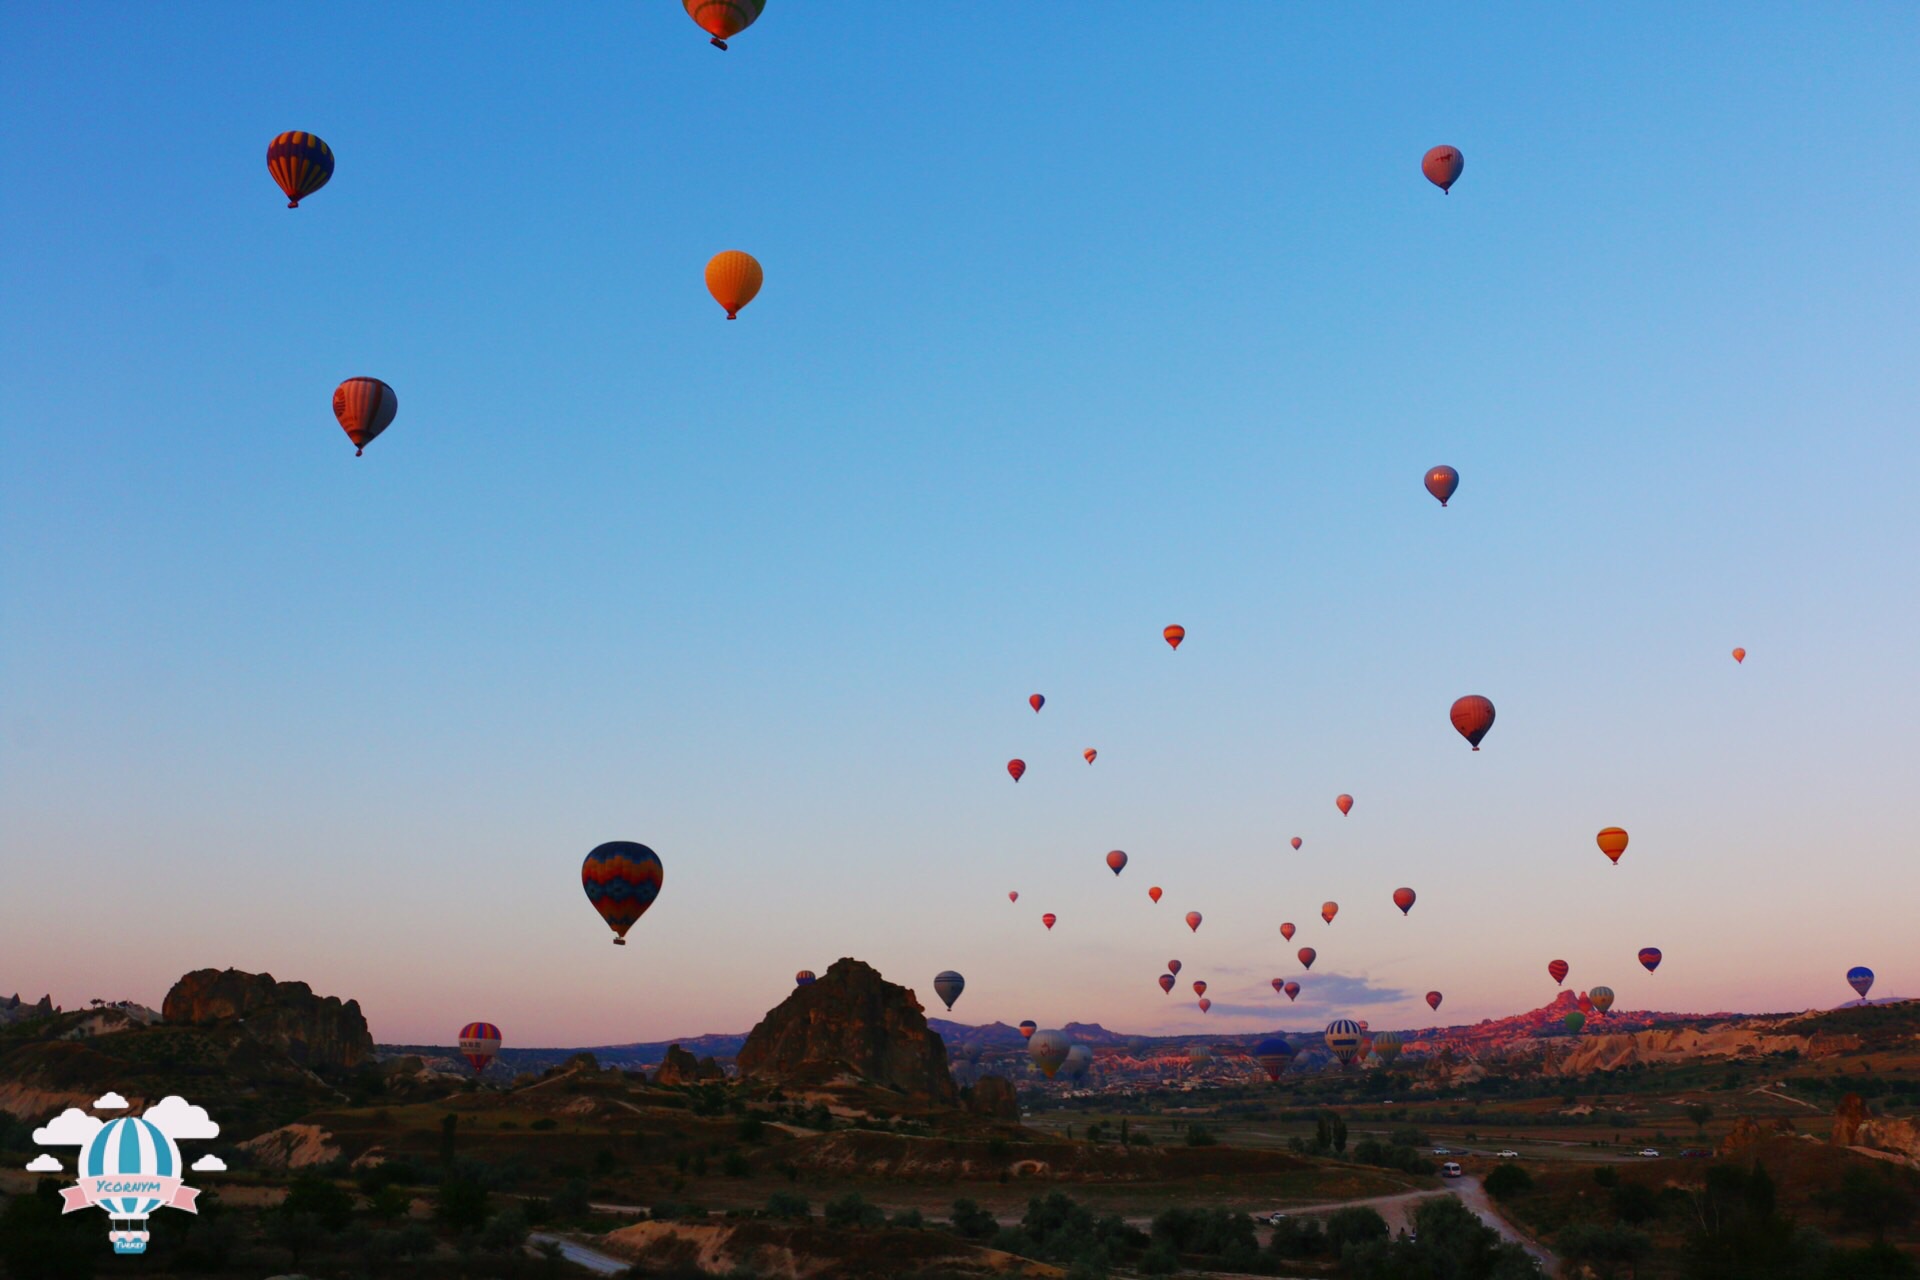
[
  {"left": 705, "top": 250, "right": 763, "bottom": 318},
  {"left": 1007, "top": 759, "right": 1026, "bottom": 782},
  {"left": 1548, "top": 959, "right": 1569, "bottom": 986},
  {"left": 795, "top": 970, "right": 816, "bottom": 986},
  {"left": 1371, "top": 1030, "right": 1403, "bottom": 1064},
  {"left": 1018, "top": 1020, "right": 1037, "bottom": 1039},
  {"left": 1163, "top": 624, "right": 1185, "bottom": 649},
  {"left": 933, "top": 970, "right": 965, "bottom": 1010},
  {"left": 457, "top": 1022, "right": 502, "bottom": 1073},
  {"left": 581, "top": 841, "right": 664, "bottom": 945},
  {"left": 1588, "top": 985, "right": 1614, "bottom": 1014},
  {"left": 1325, "top": 1019, "right": 1364, "bottom": 1066},
  {"left": 332, "top": 377, "right": 397, "bottom": 456},
  {"left": 1029, "top": 693, "right": 1045, "bottom": 712},
  {"left": 684, "top": 0, "right": 765, "bottom": 49},
  {"left": 1597, "top": 827, "right": 1629, "bottom": 865},
  {"left": 1848, "top": 967, "right": 1875, "bottom": 1000},
  {"left": 267, "top": 131, "right": 334, "bottom": 207},
  {"left": 1638, "top": 947, "right": 1663, "bottom": 973},
  {"left": 82, "top": 1116, "right": 182, "bottom": 1253}
]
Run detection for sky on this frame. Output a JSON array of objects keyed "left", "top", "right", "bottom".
[{"left": 3, "top": 5, "right": 1918, "bottom": 1049}]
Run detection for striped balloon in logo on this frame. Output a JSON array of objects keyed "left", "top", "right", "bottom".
[{"left": 83, "top": 1117, "right": 178, "bottom": 1219}]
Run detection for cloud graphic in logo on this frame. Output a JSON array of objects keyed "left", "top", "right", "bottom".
[
  {"left": 91, "top": 1092, "right": 129, "bottom": 1111},
  {"left": 191, "top": 1154, "right": 228, "bottom": 1172},
  {"left": 25, "top": 1154, "right": 63, "bottom": 1172},
  {"left": 32, "top": 1108, "right": 104, "bottom": 1147},
  {"left": 143, "top": 1095, "right": 219, "bottom": 1141}
]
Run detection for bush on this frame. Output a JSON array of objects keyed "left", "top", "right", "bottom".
[
  {"left": 892, "top": 1207, "right": 925, "bottom": 1229},
  {"left": 1324, "top": 1205, "right": 1389, "bottom": 1252},
  {"left": 824, "top": 1192, "right": 885, "bottom": 1230},
  {"left": 283, "top": 1172, "right": 356, "bottom": 1230},
  {"left": 1483, "top": 1161, "right": 1534, "bottom": 1201},
  {"left": 1184, "top": 1123, "right": 1217, "bottom": 1146},
  {"left": 1268, "top": 1214, "right": 1328, "bottom": 1259},
  {"left": 765, "top": 1191, "right": 810, "bottom": 1221}
]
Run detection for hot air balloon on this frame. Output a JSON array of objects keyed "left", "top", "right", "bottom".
[
  {"left": 1255, "top": 1037, "right": 1294, "bottom": 1081},
  {"left": 1084, "top": 748, "right": 1097, "bottom": 764},
  {"left": 1041, "top": 912, "right": 1057, "bottom": 931},
  {"left": 1325, "top": 1019, "right": 1363, "bottom": 1066},
  {"left": 1188, "top": 1045, "right": 1212, "bottom": 1066},
  {"left": 1577, "top": 991, "right": 1594, "bottom": 1014},
  {"left": 1291, "top": 837, "right": 1303, "bottom": 850},
  {"left": 933, "top": 970, "right": 965, "bottom": 1010},
  {"left": 1848, "top": 967, "right": 1875, "bottom": 1000},
  {"left": 1337, "top": 794, "right": 1354, "bottom": 816},
  {"left": 582, "top": 841, "right": 664, "bottom": 945},
  {"left": 1426, "top": 991, "right": 1443, "bottom": 1012},
  {"left": 795, "top": 970, "right": 815, "bottom": 986},
  {"left": 1422, "top": 145, "right": 1464, "bottom": 194},
  {"left": 267, "top": 131, "right": 334, "bottom": 208},
  {"left": 332, "top": 377, "right": 397, "bottom": 456},
  {"left": 1019, "top": 1020, "right": 1037, "bottom": 1039},
  {"left": 1148, "top": 885, "right": 1162, "bottom": 903},
  {"left": 1106, "top": 850, "right": 1128, "bottom": 876},
  {"left": 1008, "top": 759, "right": 1026, "bottom": 782},
  {"left": 1565, "top": 1010, "right": 1587, "bottom": 1034},
  {"left": 684, "top": 0, "right": 765, "bottom": 49},
  {"left": 1159, "top": 973, "right": 1176, "bottom": 994},
  {"left": 705, "top": 250, "right": 763, "bottom": 318},
  {"left": 1588, "top": 986, "right": 1615, "bottom": 1014},
  {"left": 1029, "top": 1029, "right": 1070, "bottom": 1078},
  {"left": 1638, "top": 947, "right": 1662, "bottom": 973},
  {"left": 1358, "top": 1020, "right": 1370, "bottom": 1033},
  {"left": 1064, "top": 1044, "right": 1094, "bottom": 1081},
  {"left": 1008, "top": 891, "right": 1019, "bottom": 903},
  {"left": 1597, "top": 827, "right": 1629, "bottom": 865},
  {"left": 1197, "top": 998, "right": 1212, "bottom": 1013},
  {"left": 1270, "top": 978, "right": 1286, "bottom": 994},
  {"left": 1168, "top": 959, "right": 1182, "bottom": 975},
  {"left": 1732, "top": 648, "right": 1746, "bottom": 664},
  {"left": 1163, "top": 624, "right": 1185, "bottom": 650},
  {"left": 1321, "top": 901, "right": 1339, "bottom": 924},
  {"left": 1030, "top": 693, "right": 1045, "bottom": 713},
  {"left": 1185, "top": 911, "right": 1203, "bottom": 932},
  {"left": 1450, "top": 695, "right": 1495, "bottom": 750},
  {"left": 1280, "top": 922, "right": 1296, "bottom": 941},
  {"left": 1298, "top": 947, "right": 1317, "bottom": 970},
  {"left": 1425, "top": 465, "right": 1459, "bottom": 507},
  {"left": 1192, "top": 980, "right": 1207, "bottom": 997},
  {"left": 1284, "top": 981, "right": 1301, "bottom": 1001},
  {"left": 79, "top": 1115, "right": 183, "bottom": 1254},
  {"left": 458, "top": 1022, "right": 502, "bottom": 1073},
  {"left": 1393, "top": 888, "right": 1416, "bottom": 915},
  {"left": 1548, "top": 959, "right": 1569, "bottom": 986},
  {"left": 1372, "top": 1031, "right": 1403, "bottom": 1064}
]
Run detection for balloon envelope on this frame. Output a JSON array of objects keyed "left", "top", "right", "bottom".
[
  {"left": 1337, "top": 794, "right": 1354, "bottom": 816},
  {"left": 1549, "top": 959, "right": 1569, "bottom": 985},
  {"left": 1159, "top": 973, "right": 1176, "bottom": 994},
  {"left": 1280, "top": 922, "right": 1296, "bottom": 941},
  {"left": 581, "top": 842, "right": 664, "bottom": 944},
  {"left": 933, "top": 970, "right": 965, "bottom": 1010},
  {"left": 795, "top": 970, "right": 815, "bottom": 986},
  {"left": 1422, "top": 145, "right": 1464, "bottom": 193},
  {"left": 1291, "top": 837, "right": 1302, "bottom": 850},
  {"left": 1732, "top": 647, "right": 1746, "bottom": 663},
  {"left": 1167, "top": 959, "right": 1182, "bottom": 975},
  {"left": 1255, "top": 1037, "right": 1294, "bottom": 1080},
  {"left": 332, "top": 377, "right": 397, "bottom": 456},
  {"left": 1588, "top": 985, "right": 1615, "bottom": 1014},
  {"left": 1041, "top": 912, "right": 1056, "bottom": 931},
  {"left": 1325, "top": 1019, "right": 1363, "bottom": 1064},
  {"left": 1321, "top": 901, "right": 1339, "bottom": 924},
  {"left": 705, "top": 250, "right": 763, "bottom": 317},
  {"left": 458, "top": 1022, "right": 501, "bottom": 1073},
  {"left": 1638, "top": 947, "right": 1663, "bottom": 973},
  {"left": 1106, "top": 849, "right": 1128, "bottom": 876},
  {"left": 1197, "top": 998, "right": 1211, "bottom": 1012},
  {"left": 1163, "top": 624, "right": 1185, "bottom": 650},
  {"left": 1450, "top": 695, "right": 1495, "bottom": 750},
  {"left": 1084, "top": 748, "right": 1097, "bottom": 764},
  {"left": 1298, "top": 947, "right": 1317, "bottom": 970},
  {"left": 1848, "top": 966, "right": 1875, "bottom": 999},
  {"left": 1565, "top": 1010, "right": 1587, "bottom": 1033},
  {"left": 268, "top": 131, "right": 334, "bottom": 208},
  {"left": 1019, "top": 1020, "right": 1037, "bottom": 1039},
  {"left": 1425, "top": 465, "right": 1459, "bottom": 506},
  {"left": 1064, "top": 1044, "right": 1094, "bottom": 1080},
  {"left": 1426, "top": 990, "right": 1443, "bottom": 1011},
  {"left": 1030, "top": 693, "right": 1045, "bottom": 712},
  {"left": 1008, "top": 891, "right": 1018, "bottom": 903},
  {"left": 684, "top": 0, "right": 765, "bottom": 48},
  {"left": 1393, "top": 888, "right": 1416, "bottom": 915},
  {"left": 1188, "top": 1045, "right": 1212, "bottom": 1065},
  {"left": 1007, "top": 759, "right": 1025, "bottom": 782},
  {"left": 1185, "top": 911, "right": 1202, "bottom": 932},
  {"left": 1028, "top": 1030, "right": 1070, "bottom": 1078},
  {"left": 1192, "top": 980, "right": 1207, "bottom": 996},
  {"left": 1148, "top": 885, "right": 1162, "bottom": 903},
  {"left": 1371, "top": 1031, "right": 1403, "bottom": 1064},
  {"left": 1284, "top": 981, "right": 1301, "bottom": 1001},
  {"left": 1597, "top": 827, "right": 1629, "bottom": 864}
]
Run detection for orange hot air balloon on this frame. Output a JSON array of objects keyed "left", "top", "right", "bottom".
[
  {"left": 1426, "top": 990, "right": 1443, "bottom": 1011},
  {"left": 1029, "top": 693, "right": 1045, "bottom": 713},
  {"left": 1007, "top": 759, "right": 1026, "bottom": 782},
  {"left": 1279, "top": 922, "right": 1295, "bottom": 941},
  {"left": 1084, "top": 748, "right": 1096, "bottom": 764},
  {"left": 1548, "top": 959, "right": 1569, "bottom": 985},
  {"left": 1185, "top": 911, "right": 1202, "bottom": 932},
  {"left": 1425, "top": 465, "right": 1460, "bottom": 507},
  {"left": 1290, "top": 837, "right": 1302, "bottom": 851},
  {"left": 1105, "top": 849, "right": 1128, "bottom": 876},
  {"left": 1192, "top": 980, "right": 1207, "bottom": 996},
  {"left": 1041, "top": 912, "right": 1057, "bottom": 931},
  {"left": 1297, "top": 947, "right": 1317, "bottom": 970},
  {"left": 1321, "top": 901, "right": 1339, "bottom": 924},
  {"left": 1422, "top": 145, "right": 1464, "bottom": 194},
  {"left": 1336, "top": 794, "right": 1353, "bottom": 816},
  {"left": 683, "top": 0, "right": 765, "bottom": 50},
  {"left": 1148, "top": 886, "right": 1163, "bottom": 903},
  {"left": 1198, "top": 997, "right": 1211, "bottom": 1012},
  {"left": 1008, "top": 891, "right": 1018, "bottom": 903},
  {"left": 705, "top": 250, "right": 763, "bottom": 319},
  {"left": 1168, "top": 959, "right": 1182, "bottom": 975},
  {"left": 1393, "top": 887, "right": 1416, "bottom": 915},
  {"left": 1596, "top": 827, "right": 1628, "bottom": 865},
  {"left": 1732, "top": 648, "right": 1746, "bottom": 663},
  {"left": 1449, "top": 695, "right": 1496, "bottom": 750},
  {"left": 1163, "top": 624, "right": 1185, "bottom": 650},
  {"left": 332, "top": 377, "right": 397, "bottom": 456}
]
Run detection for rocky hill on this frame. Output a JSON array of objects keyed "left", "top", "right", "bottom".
[
  {"left": 164, "top": 968, "right": 373, "bottom": 1073},
  {"left": 735, "top": 958, "right": 957, "bottom": 1103}
]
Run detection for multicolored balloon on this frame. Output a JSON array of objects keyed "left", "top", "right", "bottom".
[
  {"left": 705, "top": 250, "right": 763, "bottom": 318},
  {"left": 1321, "top": 901, "right": 1339, "bottom": 924},
  {"left": 1426, "top": 990, "right": 1443, "bottom": 1011},
  {"left": 1638, "top": 947, "right": 1662, "bottom": 973},
  {"left": 1148, "top": 886, "right": 1162, "bottom": 903},
  {"left": 1159, "top": 973, "right": 1176, "bottom": 994},
  {"left": 1325, "top": 1019, "right": 1363, "bottom": 1065},
  {"left": 1588, "top": 985, "right": 1614, "bottom": 1014},
  {"left": 1848, "top": 967, "right": 1875, "bottom": 1000},
  {"left": 332, "top": 377, "right": 397, "bottom": 456},
  {"left": 1185, "top": 911, "right": 1203, "bottom": 932},
  {"left": 1028, "top": 1029, "right": 1070, "bottom": 1079},
  {"left": 1283, "top": 981, "right": 1301, "bottom": 1001},
  {"left": 1255, "top": 1037, "right": 1294, "bottom": 1080},
  {"left": 581, "top": 841, "right": 664, "bottom": 945},
  {"left": 1597, "top": 827, "right": 1629, "bottom": 865},
  {"left": 1041, "top": 912, "right": 1057, "bottom": 931},
  {"left": 1422, "top": 145, "right": 1464, "bottom": 194},
  {"left": 1425, "top": 465, "right": 1459, "bottom": 507},
  {"left": 933, "top": 970, "right": 965, "bottom": 1010},
  {"left": 1163, "top": 624, "right": 1185, "bottom": 650},
  {"left": 1084, "top": 748, "right": 1097, "bottom": 764},
  {"left": 1280, "top": 922, "right": 1296, "bottom": 941},
  {"left": 795, "top": 970, "right": 815, "bottom": 986},
  {"left": 1030, "top": 693, "right": 1045, "bottom": 713},
  {"left": 1371, "top": 1030, "right": 1403, "bottom": 1064},
  {"left": 1393, "top": 888, "right": 1416, "bottom": 915},
  {"left": 1298, "top": 947, "right": 1317, "bottom": 970},
  {"left": 1008, "top": 759, "right": 1026, "bottom": 782},
  {"left": 458, "top": 1022, "right": 501, "bottom": 1073},
  {"left": 683, "top": 0, "right": 765, "bottom": 49},
  {"left": 1019, "top": 1020, "right": 1037, "bottom": 1039},
  {"left": 267, "top": 131, "right": 334, "bottom": 208},
  {"left": 1450, "top": 695, "right": 1495, "bottom": 750},
  {"left": 1188, "top": 1045, "right": 1212, "bottom": 1066},
  {"left": 1548, "top": 959, "right": 1569, "bottom": 986},
  {"left": 1106, "top": 849, "right": 1128, "bottom": 876}
]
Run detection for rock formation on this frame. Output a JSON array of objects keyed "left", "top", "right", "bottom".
[
  {"left": 1832, "top": 1093, "right": 1920, "bottom": 1168},
  {"left": 963, "top": 1074, "right": 1020, "bottom": 1121},
  {"left": 1555, "top": 1025, "right": 1817, "bottom": 1075},
  {"left": 735, "top": 958, "right": 957, "bottom": 1103},
  {"left": 0, "top": 993, "right": 56, "bottom": 1027},
  {"left": 238, "top": 1122, "right": 342, "bottom": 1171},
  {"left": 1718, "top": 1115, "right": 1797, "bottom": 1155},
  {"left": 654, "top": 1044, "right": 725, "bottom": 1086},
  {"left": 163, "top": 969, "right": 373, "bottom": 1074}
]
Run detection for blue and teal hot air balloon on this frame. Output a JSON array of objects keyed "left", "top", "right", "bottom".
[
  {"left": 581, "top": 842, "right": 664, "bottom": 945},
  {"left": 1324, "top": 1019, "right": 1363, "bottom": 1066},
  {"left": 1848, "top": 967, "right": 1874, "bottom": 1000},
  {"left": 82, "top": 1116, "right": 180, "bottom": 1253}
]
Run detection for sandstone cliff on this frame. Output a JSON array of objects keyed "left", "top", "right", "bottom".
[
  {"left": 735, "top": 958, "right": 956, "bottom": 1103},
  {"left": 963, "top": 1074, "right": 1020, "bottom": 1121},
  {"left": 655, "top": 1043, "right": 726, "bottom": 1086},
  {"left": 1555, "top": 1025, "right": 1818, "bottom": 1075},
  {"left": 163, "top": 968, "right": 373, "bottom": 1074},
  {"left": 1833, "top": 1093, "right": 1920, "bottom": 1168}
]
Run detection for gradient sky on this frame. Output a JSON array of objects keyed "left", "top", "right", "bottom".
[{"left": 3, "top": 6, "right": 1918, "bottom": 1048}]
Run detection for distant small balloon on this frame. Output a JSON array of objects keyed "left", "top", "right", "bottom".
[
  {"left": 1030, "top": 693, "right": 1045, "bottom": 713},
  {"left": 1041, "top": 912, "right": 1057, "bottom": 931},
  {"left": 1106, "top": 849, "right": 1128, "bottom": 876},
  {"left": 1008, "top": 759, "right": 1026, "bottom": 782},
  {"left": 1255, "top": 1036, "right": 1294, "bottom": 1081},
  {"left": 1008, "top": 891, "right": 1019, "bottom": 903},
  {"left": 1426, "top": 990, "right": 1443, "bottom": 1011},
  {"left": 795, "top": 970, "right": 815, "bottom": 986},
  {"left": 1321, "top": 901, "right": 1339, "bottom": 924},
  {"left": 1280, "top": 922, "right": 1296, "bottom": 941},
  {"left": 1588, "top": 986, "right": 1615, "bottom": 1014},
  {"left": 1019, "top": 1020, "right": 1037, "bottom": 1039},
  {"left": 933, "top": 970, "right": 965, "bottom": 1011},
  {"left": 332, "top": 377, "right": 397, "bottom": 456},
  {"left": 1084, "top": 748, "right": 1097, "bottom": 764},
  {"left": 1422, "top": 145, "right": 1464, "bottom": 194},
  {"left": 1548, "top": 959, "right": 1569, "bottom": 985},
  {"left": 1847, "top": 967, "right": 1874, "bottom": 999},
  {"left": 1298, "top": 947, "right": 1317, "bottom": 970},
  {"left": 1450, "top": 695, "right": 1496, "bottom": 750},
  {"left": 1393, "top": 888, "right": 1416, "bottom": 915},
  {"left": 1159, "top": 973, "right": 1176, "bottom": 994},
  {"left": 1337, "top": 794, "right": 1354, "bottom": 816},
  {"left": 1732, "top": 648, "right": 1746, "bottom": 664},
  {"left": 1565, "top": 1010, "right": 1587, "bottom": 1034},
  {"left": 1638, "top": 947, "right": 1662, "bottom": 973},
  {"left": 1577, "top": 991, "right": 1594, "bottom": 1014},
  {"left": 1192, "top": 980, "right": 1207, "bottom": 997},
  {"left": 1185, "top": 911, "right": 1203, "bottom": 932},
  {"left": 1291, "top": 836, "right": 1303, "bottom": 851},
  {"left": 705, "top": 249, "right": 763, "bottom": 318},
  {"left": 458, "top": 1022, "right": 502, "bottom": 1073},
  {"left": 1597, "top": 827, "right": 1629, "bottom": 865},
  {"left": 1271, "top": 978, "right": 1285, "bottom": 994},
  {"left": 1168, "top": 959, "right": 1182, "bottom": 975},
  {"left": 1197, "top": 997, "right": 1211, "bottom": 1012},
  {"left": 1283, "top": 981, "right": 1301, "bottom": 1001},
  {"left": 1372, "top": 1030, "right": 1403, "bottom": 1064},
  {"left": 1425, "top": 465, "right": 1460, "bottom": 507},
  {"left": 1148, "top": 885, "right": 1162, "bottom": 903},
  {"left": 1163, "top": 624, "right": 1185, "bottom": 650}
]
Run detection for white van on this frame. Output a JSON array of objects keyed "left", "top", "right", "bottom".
[{"left": 1441, "top": 1161, "right": 1463, "bottom": 1178}]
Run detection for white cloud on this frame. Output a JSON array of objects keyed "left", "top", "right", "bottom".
[
  {"left": 33, "top": 1108, "right": 104, "bottom": 1147},
  {"left": 142, "top": 1096, "right": 219, "bottom": 1141},
  {"left": 25, "top": 1154, "right": 63, "bottom": 1172},
  {"left": 92, "top": 1092, "right": 129, "bottom": 1111},
  {"left": 190, "top": 1154, "right": 227, "bottom": 1172}
]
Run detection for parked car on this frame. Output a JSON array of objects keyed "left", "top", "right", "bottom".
[
  {"left": 1441, "top": 1161, "right": 1463, "bottom": 1178},
  {"left": 1496, "top": 1149, "right": 1520, "bottom": 1159},
  {"left": 1432, "top": 1147, "right": 1454, "bottom": 1156},
  {"left": 1679, "top": 1148, "right": 1709, "bottom": 1158},
  {"left": 1267, "top": 1212, "right": 1289, "bottom": 1225},
  {"left": 1638, "top": 1148, "right": 1661, "bottom": 1157}
]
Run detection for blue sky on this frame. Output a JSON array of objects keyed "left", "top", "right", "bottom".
[{"left": 3, "top": 5, "right": 1917, "bottom": 1047}]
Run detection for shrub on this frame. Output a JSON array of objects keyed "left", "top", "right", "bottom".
[
  {"left": 765, "top": 1191, "right": 810, "bottom": 1221},
  {"left": 892, "top": 1207, "right": 925, "bottom": 1229},
  {"left": 824, "top": 1192, "right": 885, "bottom": 1230},
  {"left": 1483, "top": 1161, "right": 1533, "bottom": 1201},
  {"left": 1325, "top": 1205, "right": 1389, "bottom": 1252},
  {"left": 951, "top": 1198, "right": 1000, "bottom": 1240}
]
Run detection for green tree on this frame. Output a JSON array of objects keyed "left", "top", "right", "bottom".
[
  {"left": 1325, "top": 1204, "right": 1389, "bottom": 1252},
  {"left": 0, "top": 1180, "right": 98, "bottom": 1280},
  {"left": 951, "top": 1198, "right": 999, "bottom": 1239},
  {"left": 282, "top": 1171, "right": 356, "bottom": 1230},
  {"left": 480, "top": 1206, "right": 530, "bottom": 1255},
  {"left": 1685, "top": 1103, "right": 1714, "bottom": 1138},
  {"left": 765, "top": 1191, "right": 810, "bottom": 1220},
  {"left": 823, "top": 1192, "right": 885, "bottom": 1229},
  {"left": 1483, "top": 1161, "right": 1534, "bottom": 1201},
  {"left": 1821, "top": 1165, "right": 1917, "bottom": 1243},
  {"left": 1559, "top": 1222, "right": 1654, "bottom": 1280}
]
